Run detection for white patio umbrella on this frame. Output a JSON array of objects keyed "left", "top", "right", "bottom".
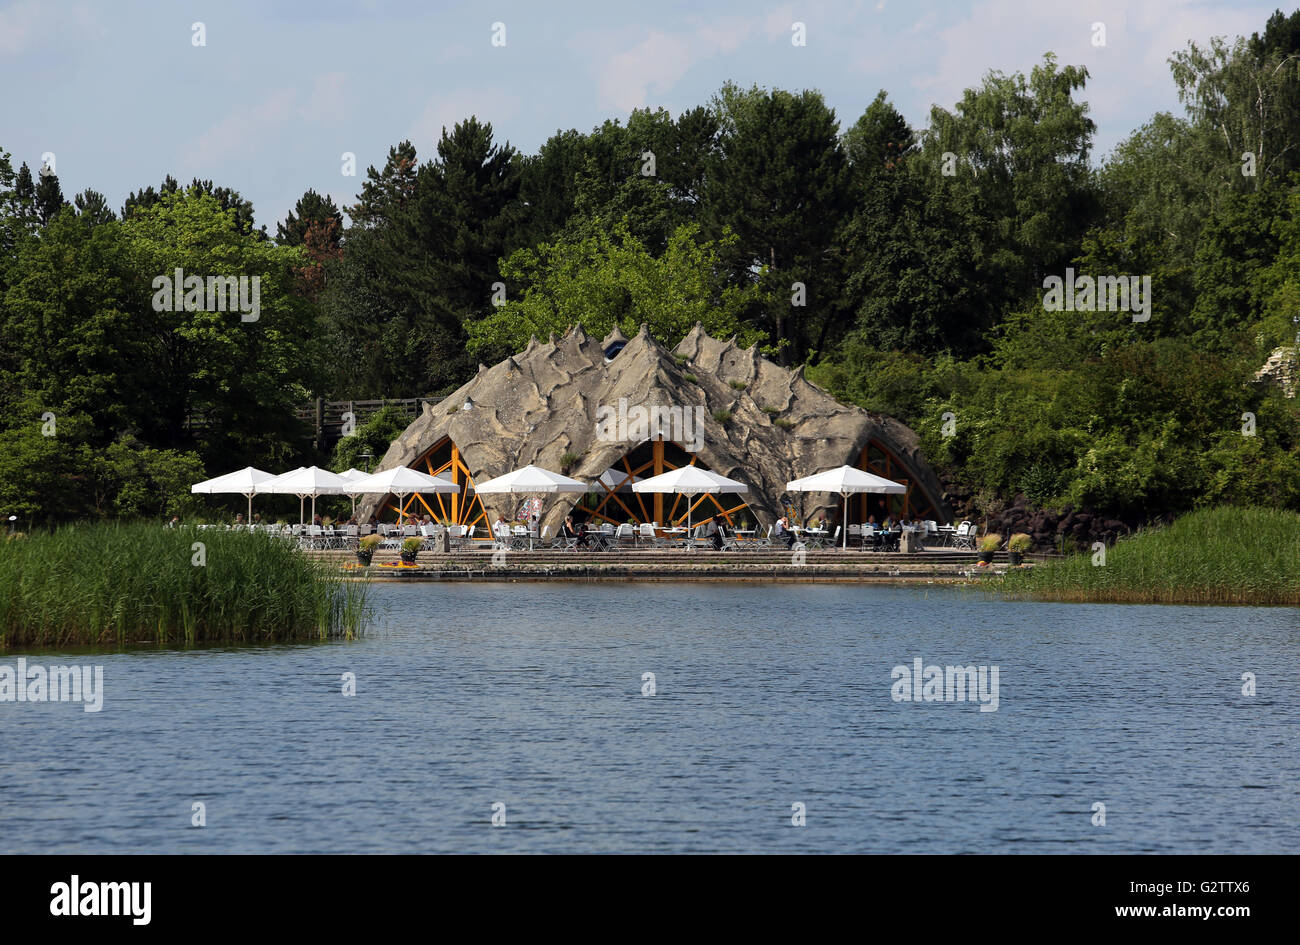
[
  {"left": 347, "top": 466, "right": 458, "bottom": 524},
  {"left": 633, "top": 466, "right": 748, "bottom": 530},
  {"left": 260, "top": 466, "right": 353, "bottom": 525},
  {"left": 473, "top": 464, "right": 589, "bottom": 494},
  {"left": 336, "top": 468, "right": 370, "bottom": 518},
  {"left": 785, "top": 465, "right": 906, "bottom": 548},
  {"left": 190, "top": 466, "right": 276, "bottom": 523},
  {"left": 255, "top": 466, "right": 306, "bottom": 522},
  {"left": 473, "top": 464, "right": 588, "bottom": 546}
]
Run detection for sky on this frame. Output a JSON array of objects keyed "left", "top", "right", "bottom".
[{"left": 0, "top": 0, "right": 1282, "bottom": 234}]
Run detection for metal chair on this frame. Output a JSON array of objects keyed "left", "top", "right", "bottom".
[{"left": 952, "top": 521, "right": 975, "bottom": 550}]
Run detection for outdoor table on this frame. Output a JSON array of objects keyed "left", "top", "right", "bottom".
[
  {"left": 801, "top": 528, "right": 829, "bottom": 549},
  {"left": 660, "top": 527, "right": 688, "bottom": 548}
]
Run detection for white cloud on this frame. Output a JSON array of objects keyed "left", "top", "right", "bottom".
[
  {"left": 300, "top": 72, "right": 349, "bottom": 124},
  {"left": 184, "top": 88, "right": 297, "bottom": 169},
  {"left": 0, "top": 1, "right": 99, "bottom": 56}
]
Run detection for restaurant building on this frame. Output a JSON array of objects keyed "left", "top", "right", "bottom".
[{"left": 358, "top": 324, "right": 952, "bottom": 533}]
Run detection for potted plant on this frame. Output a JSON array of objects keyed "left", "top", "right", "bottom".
[
  {"left": 977, "top": 534, "right": 1001, "bottom": 565},
  {"left": 1007, "top": 533, "right": 1032, "bottom": 566},
  {"left": 356, "top": 533, "right": 382, "bottom": 567},
  {"left": 399, "top": 536, "right": 422, "bottom": 564}
]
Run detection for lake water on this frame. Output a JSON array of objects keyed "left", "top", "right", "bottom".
[{"left": 2, "top": 583, "right": 1296, "bottom": 854}]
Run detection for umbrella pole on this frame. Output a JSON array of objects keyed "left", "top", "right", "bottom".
[
  {"left": 843, "top": 493, "right": 849, "bottom": 549},
  {"left": 247, "top": 492, "right": 253, "bottom": 524},
  {"left": 299, "top": 496, "right": 304, "bottom": 525}
]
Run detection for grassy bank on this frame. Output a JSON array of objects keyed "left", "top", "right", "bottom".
[
  {"left": 0, "top": 523, "right": 370, "bottom": 649},
  {"left": 998, "top": 506, "right": 1300, "bottom": 605}
]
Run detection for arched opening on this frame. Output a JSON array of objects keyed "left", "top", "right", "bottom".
[
  {"left": 577, "top": 437, "right": 757, "bottom": 528},
  {"left": 849, "top": 439, "right": 944, "bottom": 523},
  {"left": 388, "top": 437, "right": 490, "bottom": 529}
]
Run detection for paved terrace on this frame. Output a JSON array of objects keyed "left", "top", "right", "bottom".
[{"left": 310, "top": 546, "right": 1053, "bottom": 582}]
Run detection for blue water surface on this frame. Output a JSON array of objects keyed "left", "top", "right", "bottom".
[{"left": 2, "top": 583, "right": 1296, "bottom": 853}]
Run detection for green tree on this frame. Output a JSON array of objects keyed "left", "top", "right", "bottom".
[
  {"left": 277, "top": 189, "right": 342, "bottom": 247},
  {"left": 466, "top": 219, "right": 767, "bottom": 360},
  {"left": 704, "top": 83, "right": 852, "bottom": 363}
]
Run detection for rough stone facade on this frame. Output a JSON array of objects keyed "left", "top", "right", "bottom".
[{"left": 1255, "top": 346, "right": 1298, "bottom": 398}]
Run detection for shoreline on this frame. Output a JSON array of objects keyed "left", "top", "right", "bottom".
[{"left": 311, "top": 547, "right": 1029, "bottom": 584}]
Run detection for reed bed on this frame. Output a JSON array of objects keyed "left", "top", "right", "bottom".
[
  {"left": 0, "top": 523, "right": 371, "bottom": 649},
  {"left": 998, "top": 506, "right": 1300, "bottom": 605}
]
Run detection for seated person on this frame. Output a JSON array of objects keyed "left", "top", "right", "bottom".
[
  {"left": 774, "top": 515, "right": 796, "bottom": 549},
  {"left": 705, "top": 518, "right": 724, "bottom": 550},
  {"left": 560, "top": 515, "right": 588, "bottom": 547}
]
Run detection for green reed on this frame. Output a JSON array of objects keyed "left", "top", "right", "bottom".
[
  {"left": 0, "top": 523, "right": 371, "bottom": 649},
  {"left": 998, "top": 506, "right": 1300, "bottom": 605}
]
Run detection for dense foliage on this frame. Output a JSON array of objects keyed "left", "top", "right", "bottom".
[{"left": 4, "top": 10, "right": 1300, "bottom": 529}]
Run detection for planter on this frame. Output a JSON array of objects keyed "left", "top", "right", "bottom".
[
  {"left": 978, "top": 550, "right": 996, "bottom": 565},
  {"left": 355, "top": 550, "right": 374, "bottom": 567},
  {"left": 399, "top": 551, "right": 418, "bottom": 565},
  {"left": 1008, "top": 551, "right": 1023, "bottom": 567}
]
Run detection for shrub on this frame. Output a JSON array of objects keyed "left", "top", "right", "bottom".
[
  {"left": 712, "top": 410, "right": 732, "bottom": 423},
  {"left": 359, "top": 533, "right": 383, "bottom": 552},
  {"left": 728, "top": 380, "right": 747, "bottom": 390},
  {"left": 773, "top": 418, "right": 794, "bottom": 430},
  {"left": 401, "top": 537, "right": 422, "bottom": 554},
  {"left": 683, "top": 373, "right": 699, "bottom": 384},
  {"left": 1007, "top": 533, "right": 1033, "bottom": 553},
  {"left": 978, "top": 534, "right": 1002, "bottom": 553}
]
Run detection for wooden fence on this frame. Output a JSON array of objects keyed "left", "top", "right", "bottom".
[{"left": 293, "top": 398, "right": 434, "bottom": 450}]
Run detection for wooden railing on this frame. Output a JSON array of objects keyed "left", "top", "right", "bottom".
[
  {"left": 294, "top": 397, "right": 436, "bottom": 449},
  {"left": 185, "top": 396, "right": 436, "bottom": 448}
]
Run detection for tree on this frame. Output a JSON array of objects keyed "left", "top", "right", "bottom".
[
  {"left": 348, "top": 141, "right": 418, "bottom": 229},
  {"left": 116, "top": 190, "right": 320, "bottom": 468},
  {"left": 704, "top": 83, "right": 852, "bottom": 363},
  {"left": 1170, "top": 32, "right": 1300, "bottom": 188},
  {"left": 73, "top": 189, "right": 116, "bottom": 226},
  {"left": 916, "top": 54, "right": 1097, "bottom": 313},
  {"left": 123, "top": 176, "right": 262, "bottom": 236},
  {"left": 277, "top": 189, "right": 342, "bottom": 247},
  {"left": 466, "top": 218, "right": 767, "bottom": 361},
  {"left": 34, "top": 164, "right": 65, "bottom": 225}
]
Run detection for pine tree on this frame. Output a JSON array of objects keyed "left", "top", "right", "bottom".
[
  {"left": 34, "top": 164, "right": 66, "bottom": 224},
  {"left": 73, "top": 189, "right": 116, "bottom": 226},
  {"left": 277, "top": 189, "right": 342, "bottom": 247}
]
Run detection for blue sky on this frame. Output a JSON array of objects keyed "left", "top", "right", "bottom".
[{"left": 0, "top": 0, "right": 1281, "bottom": 233}]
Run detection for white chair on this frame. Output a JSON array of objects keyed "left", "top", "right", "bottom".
[
  {"left": 614, "top": 523, "right": 636, "bottom": 550},
  {"left": 637, "top": 523, "right": 657, "bottom": 548},
  {"left": 953, "top": 521, "right": 975, "bottom": 550}
]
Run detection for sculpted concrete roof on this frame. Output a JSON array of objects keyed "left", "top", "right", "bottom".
[{"left": 360, "top": 323, "right": 950, "bottom": 525}]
